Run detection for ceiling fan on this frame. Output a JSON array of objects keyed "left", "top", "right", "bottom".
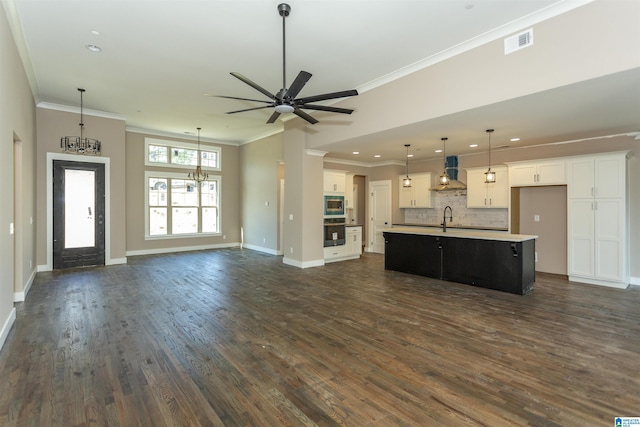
[{"left": 216, "top": 3, "right": 358, "bottom": 125}]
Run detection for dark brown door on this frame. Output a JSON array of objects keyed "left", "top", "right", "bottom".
[{"left": 53, "top": 160, "right": 105, "bottom": 269}]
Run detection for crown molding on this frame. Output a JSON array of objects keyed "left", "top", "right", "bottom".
[{"left": 37, "top": 102, "right": 126, "bottom": 121}]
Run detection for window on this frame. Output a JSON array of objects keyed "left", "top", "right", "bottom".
[
  {"left": 145, "top": 137, "right": 222, "bottom": 239},
  {"left": 146, "top": 172, "right": 220, "bottom": 238},
  {"left": 145, "top": 138, "right": 221, "bottom": 171}
]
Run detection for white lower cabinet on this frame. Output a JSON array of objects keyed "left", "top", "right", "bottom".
[{"left": 324, "top": 226, "right": 362, "bottom": 263}]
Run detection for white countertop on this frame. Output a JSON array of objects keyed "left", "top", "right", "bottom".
[{"left": 384, "top": 226, "right": 537, "bottom": 242}]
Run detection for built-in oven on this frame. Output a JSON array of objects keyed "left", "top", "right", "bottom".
[
  {"left": 323, "top": 217, "right": 346, "bottom": 247},
  {"left": 324, "top": 195, "right": 345, "bottom": 217}
]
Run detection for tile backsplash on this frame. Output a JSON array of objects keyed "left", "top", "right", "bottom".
[{"left": 403, "top": 190, "right": 508, "bottom": 229}]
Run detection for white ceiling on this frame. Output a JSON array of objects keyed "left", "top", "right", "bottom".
[{"left": 5, "top": 0, "right": 640, "bottom": 163}]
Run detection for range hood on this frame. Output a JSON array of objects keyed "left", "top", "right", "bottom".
[{"left": 430, "top": 155, "right": 467, "bottom": 192}]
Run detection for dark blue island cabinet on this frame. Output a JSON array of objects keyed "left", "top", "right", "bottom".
[{"left": 383, "top": 229, "right": 537, "bottom": 295}]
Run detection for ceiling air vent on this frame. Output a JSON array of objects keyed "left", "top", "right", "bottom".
[{"left": 504, "top": 28, "right": 533, "bottom": 55}]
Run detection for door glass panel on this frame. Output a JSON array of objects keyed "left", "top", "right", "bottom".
[{"left": 65, "top": 169, "right": 95, "bottom": 248}]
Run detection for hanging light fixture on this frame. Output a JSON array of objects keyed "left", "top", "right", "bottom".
[
  {"left": 484, "top": 128, "right": 496, "bottom": 183},
  {"left": 402, "top": 144, "right": 412, "bottom": 188},
  {"left": 188, "top": 128, "right": 209, "bottom": 183},
  {"left": 60, "top": 88, "right": 101, "bottom": 155},
  {"left": 439, "top": 137, "right": 450, "bottom": 186}
]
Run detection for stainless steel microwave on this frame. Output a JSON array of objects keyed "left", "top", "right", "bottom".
[{"left": 324, "top": 195, "right": 345, "bottom": 216}]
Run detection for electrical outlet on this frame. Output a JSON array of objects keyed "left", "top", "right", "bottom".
[
  {"left": 223, "top": 234, "right": 226, "bottom": 240},
  {"left": 263, "top": 237, "right": 266, "bottom": 243},
  {"left": 265, "top": 201, "right": 269, "bottom": 207},
  {"left": 9, "top": 223, "right": 14, "bottom": 234},
  {"left": 289, "top": 214, "right": 293, "bottom": 220},
  {"left": 534, "top": 215, "right": 540, "bottom": 222},
  {"left": 290, "top": 247, "right": 293, "bottom": 254},
  {"left": 535, "top": 251, "right": 538, "bottom": 262}
]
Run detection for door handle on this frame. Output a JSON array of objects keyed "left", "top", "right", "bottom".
[{"left": 88, "top": 207, "right": 92, "bottom": 216}]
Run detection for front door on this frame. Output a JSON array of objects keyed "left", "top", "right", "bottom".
[
  {"left": 53, "top": 160, "right": 105, "bottom": 269},
  {"left": 369, "top": 180, "right": 392, "bottom": 254}
]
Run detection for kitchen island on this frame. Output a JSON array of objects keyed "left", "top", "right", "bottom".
[{"left": 383, "top": 227, "right": 537, "bottom": 295}]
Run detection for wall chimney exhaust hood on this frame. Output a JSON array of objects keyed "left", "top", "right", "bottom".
[{"left": 430, "top": 155, "right": 467, "bottom": 191}]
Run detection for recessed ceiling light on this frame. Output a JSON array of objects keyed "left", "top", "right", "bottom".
[
  {"left": 407, "top": 154, "right": 414, "bottom": 158},
  {"left": 510, "top": 137, "right": 521, "bottom": 142},
  {"left": 90, "top": 30, "right": 100, "bottom": 36},
  {"left": 352, "top": 151, "right": 359, "bottom": 155},
  {"left": 435, "top": 149, "right": 443, "bottom": 153},
  {"left": 469, "top": 144, "right": 478, "bottom": 148},
  {"left": 374, "top": 154, "right": 381, "bottom": 158},
  {"left": 86, "top": 44, "right": 102, "bottom": 52}
]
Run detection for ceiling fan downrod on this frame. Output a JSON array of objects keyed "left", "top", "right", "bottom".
[{"left": 278, "top": 3, "right": 291, "bottom": 94}]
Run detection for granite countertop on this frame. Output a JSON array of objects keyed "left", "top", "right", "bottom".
[{"left": 385, "top": 226, "right": 537, "bottom": 242}]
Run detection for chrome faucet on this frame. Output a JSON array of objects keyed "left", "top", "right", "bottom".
[{"left": 442, "top": 205, "right": 453, "bottom": 232}]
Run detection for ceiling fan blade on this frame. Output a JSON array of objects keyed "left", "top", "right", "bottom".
[
  {"left": 230, "top": 72, "right": 276, "bottom": 100},
  {"left": 298, "top": 104, "right": 354, "bottom": 114},
  {"left": 226, "top": 105, "right": 274, "bottom": 114},
  {"left": 266, "top": 111, "right": 281, "bottom": 124},
  {"left": 293, "top": 108, "right": 319, "bottom": 125},
  {"left": 285, "top": 71, "right": 312, "bottom": 100},
  {"left": 296, "top": 89, "right": 358, "bottom": 104},
  {"left": 214, "top": 95, "right": 273, "bottom": 104}
]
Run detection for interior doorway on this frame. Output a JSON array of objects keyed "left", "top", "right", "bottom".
[
  {"left": 368, "top": 180, "right": 391, "bottom": 253},
  {"left": 53, "top": 160, "right": 106, "bottom": 269}
]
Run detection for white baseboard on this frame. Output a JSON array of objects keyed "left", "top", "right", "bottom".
[
  {"left": 282, "top": 257, "right": 325, "bottom": 269},
  {"left": 37, "top": 264, "right": 50, "bottom": 272},
  {"left": 126, "top": 242, "right": 240, "bottom": 257},
  {"left": 14, "top": 268, "right": 37, "bottom": 303},
  {"left": 242, "top": 243, "right": 278, "bottom": 255},
  {"left": 568, "top": 275, "right": 629, "bottom": 289},
  {"left": 0, "top": 308, "right": 17, "bottom": 353},
  {"left": 630, "top": 276, "right": 640, "bottom": 286},
  {"left": 107, "top": 257, "right": 127, "bottom": 265}
]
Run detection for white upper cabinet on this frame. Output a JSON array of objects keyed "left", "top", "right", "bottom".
[
  {"left": 567, "top": 154, "right": 626, "bottom": 199},
  {"left": 324, "top": 170, "right": 346, "bottom": 193},
  {"left": 344, "top": 173, "right": 354, "bottom": 208},
  {"left": 465, "top": 165, "right": 509, "bottom": 208},
  {"left": 398, "top": 173, "right": 432, "bottom": 208},
  {"left": 509, "top": 159, "right": 566, "bottom": 186}
]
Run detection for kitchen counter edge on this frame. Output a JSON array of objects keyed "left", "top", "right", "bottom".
[{"left": 384, "top": 227, "right": 537, "bottom": 242}]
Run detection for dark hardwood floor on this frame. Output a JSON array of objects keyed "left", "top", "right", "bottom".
[{"left": 0, "top": 249, "right": 638, "bottom": 426}]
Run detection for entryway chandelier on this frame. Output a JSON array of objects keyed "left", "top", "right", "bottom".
[
  {"left": 402, "top": 144, "right": 412, "bottom": 188},
  {"left": 60, "top": 88, "right": 101, "bottom": 155},
  {"left": 187, "top": 127, "right": 209, "bottom": 183}
]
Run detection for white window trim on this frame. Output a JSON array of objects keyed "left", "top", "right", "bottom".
[
  {"left": 144, "top": 170, "right": 222, "bottom": 240},
  {"left": 144, "top": 137, "right": 221, "bottom": 171}
]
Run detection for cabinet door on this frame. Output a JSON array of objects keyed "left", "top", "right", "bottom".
[
  {"left": 537, "top": 160, "right": 566, "bottom": 184},
  {"left": 465, "top": 169, "right": 488, "bottom": 207},
  {"left": 487, "top": 166, "right": 509, "bottom": 207},
  {"left": 509, "top": 163, "right": 537, "bottom": 186},
  {"left": 568, "top": 199, "right": 595, "bottom": 277},
  {"left": 398, "top": 175, "right": 414, "bottom": 208},
  {"left": 324, "top": 171, "right": 345, "bottom": 193},
  {"left": 595, "top": 156, "right": 625, "bottom": 199},
  {"left": 344, "top": 174, "right": 354, "bottom": 207},
  {"left": 594, "top": 199, "right": 624, "bottom": 281},
  {"left": 346, "top": 227, "right": 362, "bottom": 256},
  {"left": 413, "top": 173, "right": 432, "bottom": 208},
  {"left": 568, "top": 158, "right": 595, "bottom": 198}
]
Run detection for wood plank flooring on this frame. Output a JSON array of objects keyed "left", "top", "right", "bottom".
[{"left": 0, "top": 249, "right": 638, "bottom": 426}]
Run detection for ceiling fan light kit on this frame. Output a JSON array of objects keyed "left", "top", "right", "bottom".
[{"left": 217, "top": 3, "right": 358, "bottom": 125}]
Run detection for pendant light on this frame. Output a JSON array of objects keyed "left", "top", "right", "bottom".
[
  {"left": 484, "top": 129, "right": 496, "bottom": 183},
  {"left": 439, "top": 137, "right": 450, "bottom": 186},
  {"left": 187, "top": 128, "right": 209, "bottom": 183},
  {"left": 60, "top": 88, "right": 101, "bottom": 155},
  {"left": 402, "top": 144, "right": 412, "bottom": 188}
]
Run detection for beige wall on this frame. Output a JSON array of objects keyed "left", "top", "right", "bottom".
[
  {"left": 239, "top": 133, "right": 283, "bottom": 253},
  {"left": 35, "top": 108, "right": 127, "bottom": 267},
  {"left": 519, "top": 186, "right": 568, "bottom": 275},
  {"left": 125, "top": 131, "right": 241, "bottom": 254},
  {"left": 0, "top": 3, "right": 37, "bottom": 347}
]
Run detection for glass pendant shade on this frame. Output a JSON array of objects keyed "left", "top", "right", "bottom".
[
  {"left": 188, "top": 127, "right": 209, "bottom": 183},
  {"left": 484, "top": 128, "right": 496, "bottom": 183},
  {"left": 403, "top": 144, "right": 412, "bottom": 188}
]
